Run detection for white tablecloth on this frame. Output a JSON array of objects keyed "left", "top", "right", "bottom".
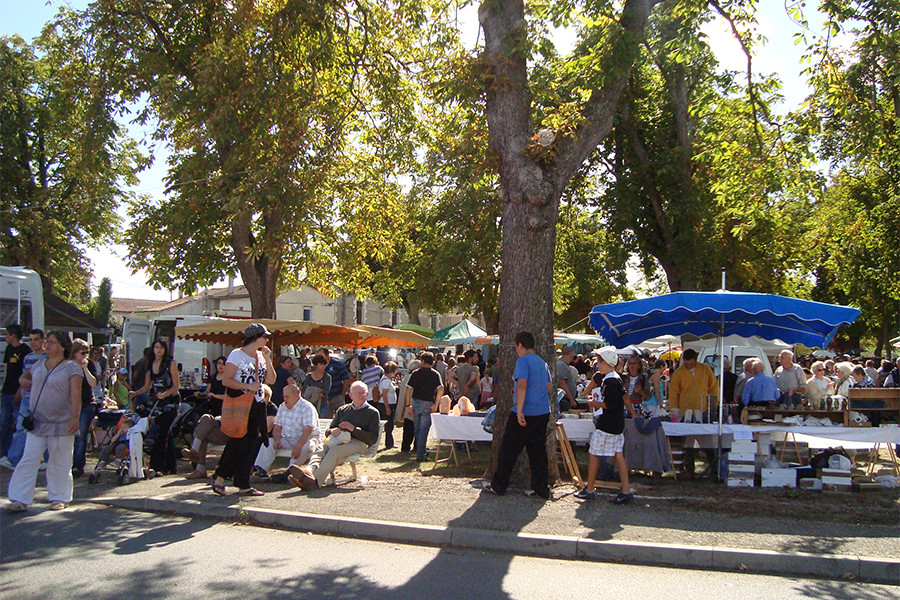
[
  {"left": 429, "top": 414, "right": 493, "bottom": 442},
  {"left": 429, "top": 415, "right": 900, "bottom": 446}
]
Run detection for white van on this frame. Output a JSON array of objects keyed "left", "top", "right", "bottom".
[
  {"left": 0, "top": 267, "right": 44, "bottom": 384},
  {"left": 697, "top": 346, "right": 773, "bottom": 378},
  {"left": 123, "top": 315, "right": 227, "bottom": 387}
]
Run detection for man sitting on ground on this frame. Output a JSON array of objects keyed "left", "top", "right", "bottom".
[
  {"left": 288, "top": 381, "right": 379, "bottom": 490},
  {"left": 253, "top": 383, "right": 319, "bottom": 483}
]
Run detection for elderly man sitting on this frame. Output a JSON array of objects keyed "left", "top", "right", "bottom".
[
  {"left": 288, "top": 381, "right": 379, "bottom": 490},
  {"left": 253, "top": 383, "right": 319, "bottom": 483}
]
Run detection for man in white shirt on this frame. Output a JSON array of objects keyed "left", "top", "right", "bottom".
[{"left": 254, "top": 383, "right": 319, "bottom": 481}]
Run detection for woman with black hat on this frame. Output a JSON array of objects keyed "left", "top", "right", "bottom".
[{"left": 211, "top": 323, "right": 276, "bottom": 496}]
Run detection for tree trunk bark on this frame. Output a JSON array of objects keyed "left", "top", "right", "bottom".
[
  {"left": 479, "top": 0, "right": 656, "bottom": 485},
  {"left": 230, "top": 210, "right": 280, "bottom": 319},
  {"left": 482, "top": 307, "right": 500, "bottom": 335},
  {"left": 402, "top": 297, "right": 421, "bottom": 325}
]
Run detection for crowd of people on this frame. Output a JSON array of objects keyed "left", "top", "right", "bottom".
[{"left": 4, "top": 319, "right": 899, "bottom": 510}]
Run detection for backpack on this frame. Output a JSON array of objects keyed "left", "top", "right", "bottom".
[{"left": 481, "top": 405, "right": 497, "bottom": 433}]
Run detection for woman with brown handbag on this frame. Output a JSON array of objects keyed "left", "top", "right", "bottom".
[{"left": 211, "top": 323, "right": 275, "bottom": 496}]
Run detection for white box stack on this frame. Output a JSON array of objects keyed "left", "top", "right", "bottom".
[
  {"left": 762, "top": 468, "right": 797, "bottom": 488},
  {"left": 728, "top": 440, "right": 757, "bottom": 487}
]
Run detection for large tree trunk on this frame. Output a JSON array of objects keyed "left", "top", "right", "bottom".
[
  {"left": 479, "top": 0, "right": 656, "bottom": 485},
  {"left": 402, "top": 297, "right": 421, "bottom": 325},
  {"left": 231, "top": 210, "right": 280, "bottom": 319},
  {"left": 482, "top": 307, "right": 499, "bottom": 335}
]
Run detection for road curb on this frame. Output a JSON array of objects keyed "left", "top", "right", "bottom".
[{"left": 91, "top": 496, "right": 899, "bottom": 585}]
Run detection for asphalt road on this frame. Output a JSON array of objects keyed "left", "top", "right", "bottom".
[{"left": 1, "top": 505, "right": 895, "bottom": 600}]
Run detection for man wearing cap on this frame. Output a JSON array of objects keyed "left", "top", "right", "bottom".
[
  {"left": 576, "top": 346, "right": 635, "bottom": 504},
  {"left": 484, "top": 331, "right": 552, "bottom": 499}
]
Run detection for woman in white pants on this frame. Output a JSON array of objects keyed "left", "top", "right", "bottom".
[{"left": 7, "top": 331, "right": 82, "bottom": 512}]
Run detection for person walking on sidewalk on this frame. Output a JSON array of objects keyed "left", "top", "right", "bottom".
[
  {"left": 211, "top": 323, "right": 276, "bottom": 497},
  {"left": 576, "top": 346, "right": 635, "bottom": 504},
  {"left": 6, "top": 331, "right": 83, "bottom": 513},
  {"left": 484, "top": 331, "right": 552, "bottom": 499}
]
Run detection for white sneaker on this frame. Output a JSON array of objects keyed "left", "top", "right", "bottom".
[
  {"left": 38, "top": 463, "right": 47, "bottom": 471},
  {"left": 0, "top": 456, "right": 14, "bottom": 471},
  {"left": 110, "top": 459, "right": 122, "bottom": 469}
]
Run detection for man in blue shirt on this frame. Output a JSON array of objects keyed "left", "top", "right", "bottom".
[
  {"left": 742, "top": 359, "right": 779, "bottom": 407},
  {"left": 485, "top": 331, "right": 551, "bottom": 499}
]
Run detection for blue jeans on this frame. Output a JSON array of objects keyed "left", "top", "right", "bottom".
[
  {"left": 412, "top": 399, "right": 433, "bottom": 461},
  {"left": 7, "top": 395, "right": 31, "bottom": 466},
  {"left": 1, "top": 391, "right": 17, "bottom": 457},
  {"left": 72, "top": 404, "right": 96, "bottom": 471}
]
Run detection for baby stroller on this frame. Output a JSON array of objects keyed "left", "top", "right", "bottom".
[
  {"left": 88, "top": 404, "right": 164, "bottom": 485},
  {"left": 92, "top": 408, "right": 127, "bottom": 448}
]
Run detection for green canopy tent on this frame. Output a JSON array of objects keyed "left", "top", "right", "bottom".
[
  {"left": 396, "top": 323, "right": 435, "bottom": 338},
  {"left": 431, "top": 319, "right": 487, "bottom": 344}
]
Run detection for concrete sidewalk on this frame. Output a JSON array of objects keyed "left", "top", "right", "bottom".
[{"left": 11, "top": 457, "right": 891, "bottom": 585}]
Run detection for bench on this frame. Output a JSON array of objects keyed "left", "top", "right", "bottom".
[{"left": 273, "top": 420, "right": 384, "bottom": 485}]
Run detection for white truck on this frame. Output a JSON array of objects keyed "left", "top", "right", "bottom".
[
  {"left": 122, "top": 315, "right": 228, "bottom": 387},
  {"left": 0, "top": 267, "right": 44, "bottom": 384}
]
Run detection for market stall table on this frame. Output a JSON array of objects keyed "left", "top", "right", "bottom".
[{"left": 429, "top": 415, "right": 900, "bottom": 474}]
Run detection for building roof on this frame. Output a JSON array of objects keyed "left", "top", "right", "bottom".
[
  {"left": 111, "top": 297, "right": 173, "bottom": 315},
  {"left": 112, "top": 285, "right": 250, "bottom": 316}
]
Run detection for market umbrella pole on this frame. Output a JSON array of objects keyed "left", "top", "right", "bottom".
[{"left": 718, "top": 268, "right": 726, "bottom": 483}]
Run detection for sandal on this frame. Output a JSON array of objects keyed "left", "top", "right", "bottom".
[
  {"left": 6, "top": 502, "right": 27, "bottom": 513},
  {"left": 49, "top": 502, "right": 68, "bottom": 511},
  {"left": 212, "top": 482, "right": 227, "bottom": 496},
  {"left": 238, "top": 488, "right": 264, "bottom": 497}
]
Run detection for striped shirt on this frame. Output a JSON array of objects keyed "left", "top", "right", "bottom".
[{"left": 360, "top": 364, "right": 384, "bottom": 394}]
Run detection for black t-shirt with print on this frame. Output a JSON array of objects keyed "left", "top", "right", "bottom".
[{"left": 592, "top": 371, "right": 626, "bottom": 435}]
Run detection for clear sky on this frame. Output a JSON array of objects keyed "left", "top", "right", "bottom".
[{"left": 2, "top": 0, "right": 840, "bottom": 301}]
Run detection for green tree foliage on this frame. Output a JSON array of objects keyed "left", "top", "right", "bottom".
[
  {"left": 90, "top": 277, "right": 114, "bottom": 328},
  {"left": 799, "top": 0, "right": 900, "bottom": 355},
  {"left": 86, "top": 0, "right": 450, "bottom": 317},
  {"left": 553, "top": 203, "right": 632, "bottom": 331},
  {"left": 90, "top": 276, "right": 115, "bottom": 343},
  {"left": 0, "top": 22, "right": 145, "bottom": 303},
  {"left": 593, "top": 2, "right": 819, "bottom": 294}
]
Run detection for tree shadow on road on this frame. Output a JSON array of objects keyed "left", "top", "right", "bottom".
[{"left": 791, "top": 579, "right": 898, "bottom": 599}]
